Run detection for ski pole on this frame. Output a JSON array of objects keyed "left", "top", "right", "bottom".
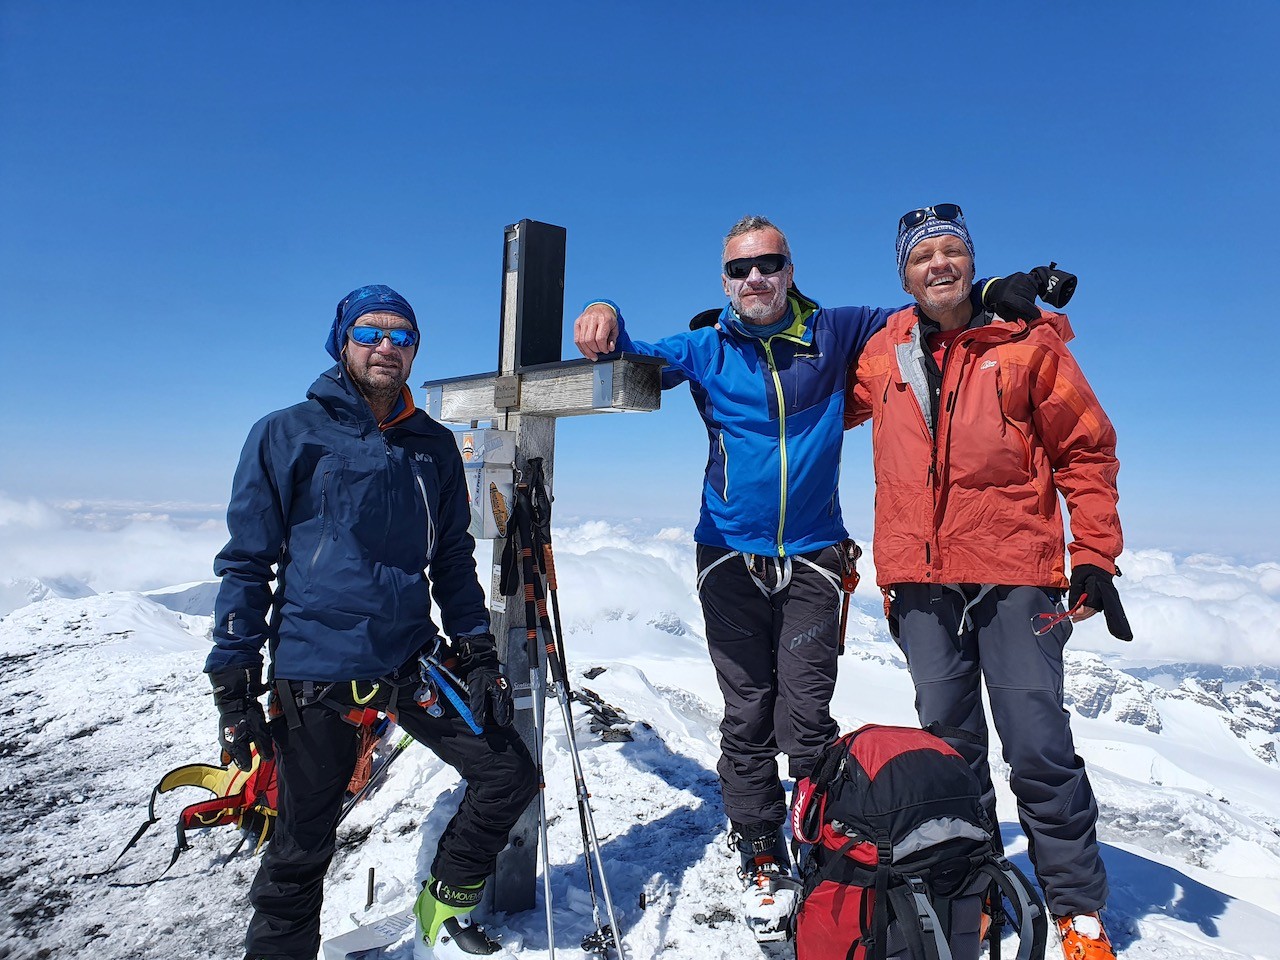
[
  {"left": 512, "top": 491, "right": 558, "bottom": 959},
  {"left": 515, "top": 482, "right": 625, "bottom": 959},
  {"left": 337, "top": 731, "right": 414, "bottom": 826},
  {"left": 527, "top": 458, "right": 568, "bottom": 680}
]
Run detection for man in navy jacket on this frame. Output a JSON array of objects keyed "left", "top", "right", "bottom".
[{"left": 207, "top": 285, "right": 535, "bottom": 960}]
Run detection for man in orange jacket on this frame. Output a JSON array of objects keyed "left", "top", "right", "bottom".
[{"left": 845, "top": 204, "right": 1132, "bottom": 960}]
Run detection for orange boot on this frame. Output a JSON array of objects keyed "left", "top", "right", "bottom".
[{"left": 1056, "top": 912, "right": 1116, "bottom": 960}]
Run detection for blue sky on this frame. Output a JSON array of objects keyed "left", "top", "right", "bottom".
[{"left": 1, "top": 3, "right": 1276, "bottom": 560}]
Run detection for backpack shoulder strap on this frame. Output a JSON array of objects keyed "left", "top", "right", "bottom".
[
  {"left": 886, "top": 878, "right": 952, "bottom": 960},
  {"left": 977, "top": 858, "right": 1048, "bottom": 960}
]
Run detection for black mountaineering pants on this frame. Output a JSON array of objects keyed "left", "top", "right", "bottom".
[
  {"left": 892, "top": 583, "right": 1109, "bottom": 917},
  {"left": 697, "top": 543, "right": 843, "bottom": 832},
  {"left": 244, "top": 689, "right": 536, "bottom": 960}
]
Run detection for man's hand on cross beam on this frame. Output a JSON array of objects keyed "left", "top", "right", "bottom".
[{"left": 573, "top": 302, "right": 619, "bottom": 361}]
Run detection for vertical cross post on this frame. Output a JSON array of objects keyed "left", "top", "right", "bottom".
[
  {"left": 421, "top": 219, "right": 664, "bottom": 916},
  {"left": 488, "top": 220, "right": 563, "bottom": 912}
]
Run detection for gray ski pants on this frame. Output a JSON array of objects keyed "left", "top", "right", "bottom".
[
  {"left": 697, "top": 543, "right": 843, "bottom": 831},
  {"left": 892, "top": 582, "right": 1108, "bottom": 916}
]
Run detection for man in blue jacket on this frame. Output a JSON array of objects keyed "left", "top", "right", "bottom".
[
  {"left": 207, "top": 284, "right": 535, "bottom": 960},
  {"left": 573, "top": 216, "right": 1043, "bottom": 940}
]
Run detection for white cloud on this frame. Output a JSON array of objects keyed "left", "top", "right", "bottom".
[
  {"left": 4, "top": 493, "right": 1278, "bottom": 669},
  {"left": 1050, "top": 549, "right": 1280, "bottom": 668},
  {"left": 0, "top": 492, "right": 228, "bottom": 609}
]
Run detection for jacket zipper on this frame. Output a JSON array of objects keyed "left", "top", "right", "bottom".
[
  {"left": 718, "top": 433, "right": 730, "bottom": 502},
  {"left": 415, "top": 471, "right": 437, "bottom": 563},
  {"left": 927, "top": 332, "right": 967, "bottom": 575},
  {"left": 761, "top": 338, "right": 789, "bottom": 556},
  {"left": 995, "top": 369, "right": 1033, "bottom": 473},
  {"left": 310, "top": 470, "right": 332, "bottom": 570}
]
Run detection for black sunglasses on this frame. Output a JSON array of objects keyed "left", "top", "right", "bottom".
[
  {"left": 723, "top": 254, "right": 791, "bottom": 280},
  {"left": 898, "top": 203, "right": 965, "bottom": 234}
]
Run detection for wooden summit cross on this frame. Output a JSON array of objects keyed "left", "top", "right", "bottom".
[{"left": 419, "top": 219, "right": 664, "bottom": 912}]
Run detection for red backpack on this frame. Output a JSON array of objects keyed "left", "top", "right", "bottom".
[{"left": 791, "top": 724, "right": 1048, "bottom": 960}]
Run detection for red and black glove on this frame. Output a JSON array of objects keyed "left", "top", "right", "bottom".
[
  {"left": 210, "top": 667, "right": 274, "bottom": 770},
  {"left": 455, "top": 634, "right": 514, "bottom": 727}
]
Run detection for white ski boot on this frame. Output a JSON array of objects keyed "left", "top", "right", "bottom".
[
  {"left": 414, "top": 878, "right": 517, "bottom": 959},
  {"left": 734, "top": 825, "right": 800, "bottom": 943}
]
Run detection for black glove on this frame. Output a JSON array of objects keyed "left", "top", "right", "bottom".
[
  {"left": 1029, "top": 263, "right": 1077, "bottom": 309},
  {"left": 1068, "top": 564, "right": 1134, "bottom": 641},
  {"left": 210, "top": 667, "right": 274, "bottom": 771},
  {"left": 455, "top": 635, "right": 514, "bottom": 727},
  {"left": 982, "top": 272, "right": 1041, "bottom": 322}
]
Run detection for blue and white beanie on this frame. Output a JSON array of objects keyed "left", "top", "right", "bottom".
[
  {"left": 895, "top": 215, "right": 975, "bottom": 285},
  {"left": 325, "top": 284, "right": 419, "bottom": 361}
]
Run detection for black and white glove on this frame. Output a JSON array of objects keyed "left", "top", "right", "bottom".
[
  {"left": 982, "top": 272, "right": 1041, "bottom": 322},
  {"left": 210, "top": 667, "right": 274, "bottom": 770},
  {"left": 1069, "top": 564, "right": 1134, "bottom": 641},
  {"left": 455, "top": 634, "right": 514, "bottom": 727}
]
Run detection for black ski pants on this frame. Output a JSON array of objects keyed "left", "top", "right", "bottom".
[
  {"left": 244, "top": 690, "right": 536, "bottom": 960},
  {"left": 697, "top": 543, "right": 842, "bottom": 831},
  {"left": 892, "top": 583, "right": 1108, "bottom": 917}
]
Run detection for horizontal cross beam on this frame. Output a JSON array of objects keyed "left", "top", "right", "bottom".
[{"left": 421, "top": 353, "right": 664, "bottom": 424}]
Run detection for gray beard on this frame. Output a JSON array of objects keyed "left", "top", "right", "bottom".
[{"left": 732, "top": 288, "right": 788, "bottom": 324}]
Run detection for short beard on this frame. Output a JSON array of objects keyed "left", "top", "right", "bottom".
[
  {"left": 732, "top": 286, "right": 789, "bottom": 325},
  {"left": 915, "top": 277, "right": 972, "bottom": 319},
  {"left": 344, "top": 355, "right": 408, "bottom": 411},
  {"left": 352, "top": 375, "right": 404, "bottom": 410}
]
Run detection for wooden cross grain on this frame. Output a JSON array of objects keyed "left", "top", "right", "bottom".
[{"left": 419, "top": 219, "right": 664, "bottom": 914}]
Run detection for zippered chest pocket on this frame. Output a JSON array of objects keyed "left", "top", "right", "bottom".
[{"left": 408, "top": 455, "right": 441, "bottom": 562}]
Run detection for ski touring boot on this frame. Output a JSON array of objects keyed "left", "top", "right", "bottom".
[
  {"left": 414, "top": 878, "right": 517, "bottom": 959},
  {"left": 1055, "top": 911, "right": 1116, "bottom": 960},
  {"left": 732, "top": 822, "right": 800, "bottom": 943}
]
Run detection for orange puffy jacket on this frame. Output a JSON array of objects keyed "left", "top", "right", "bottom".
[{"left": 845, "top": 307, "right": 1121, "bottom": 589}]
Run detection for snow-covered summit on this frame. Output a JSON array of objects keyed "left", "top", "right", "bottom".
[{"left": 2, "top": 527, "right": 1279, "bottom": 959}]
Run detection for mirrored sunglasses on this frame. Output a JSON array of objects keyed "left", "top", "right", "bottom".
[{"left": 348, "top": 326, "right": 419, "bottom": 348}]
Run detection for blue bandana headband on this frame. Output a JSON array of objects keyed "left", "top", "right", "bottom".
[
  {"left": 326, "top": 284, "right": 419, "bottom": 361},
  {"left": 895, "top": 218, "right": 975, "bottom": 285}
]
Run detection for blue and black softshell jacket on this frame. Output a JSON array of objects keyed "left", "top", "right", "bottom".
[
  {"left": 205, "top": 365, "right": 488, "bottom": 681},
  {"left": 613, "top": 290, "right": 896, "bottom": 556}
]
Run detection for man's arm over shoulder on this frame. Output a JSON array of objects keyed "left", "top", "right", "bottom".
[
  {"left": 1028, "top": 318, "right": 1123, "bottom": 572},
  {"left": 428, "top": 437, "right": 490, "bottom": 639},
  {"left": 829, "top": 305, "right": 899, "bottom": 364},
  {"left": 844, "top": 329, "right": 889, "bottom": 430},
  {"left": 206, "top": 416, "right": 288, "bottom": 675}
]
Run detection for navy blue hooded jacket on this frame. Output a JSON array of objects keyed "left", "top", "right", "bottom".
[{"left": 204, "top": 365, "right": 488, "bottom": 681}]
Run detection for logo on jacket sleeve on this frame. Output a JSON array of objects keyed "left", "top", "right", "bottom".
[{"left": 980, "top": 360, "right": 997, "bottom": 370}]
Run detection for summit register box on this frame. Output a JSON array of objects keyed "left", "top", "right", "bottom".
[{"left": 454, "top": 428, "right": 515, "bottom": 540}]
